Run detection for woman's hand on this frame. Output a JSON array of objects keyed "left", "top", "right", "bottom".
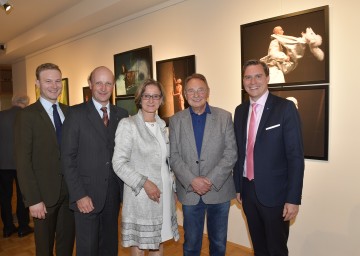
[{"left": 144, "top": 179, "right": 161, "bottom": 203}]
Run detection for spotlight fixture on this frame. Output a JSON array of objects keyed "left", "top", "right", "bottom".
[{"left": 0, "top": 0, "right": 12, "bottom": 14}]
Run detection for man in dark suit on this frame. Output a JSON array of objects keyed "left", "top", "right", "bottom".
[
  {"left": 61, "top": 66, "right": 128, "bottom": 255},
  {"left": 233, "top": 59, "right": 304, "bottom": 256},
  {"left": 0, "top": 95, "right": 33, "bottom": 238},
  {"left": 14, "top": 63, "right": 75, "bottom": 255}
]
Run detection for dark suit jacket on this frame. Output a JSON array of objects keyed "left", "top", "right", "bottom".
[
  {"left": 233, "top": 93, "right": 304, "bottom": 207},
  {"left": 0, "top": 106, "right": 21, "bottom": 170},
  {"left": 14, "top": 100, "right": 68, "bottom": 207},
  {"left": 61, "top": 100, "right": 128, "bottom": 212}
]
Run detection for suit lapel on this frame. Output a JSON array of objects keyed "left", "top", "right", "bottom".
[
  {"left": 86, "top": 101, "right": 107, "bottom": 142},
  {"left": 241, "top": 101, "right": 250, "bottom": 144},
  {"left": 182, "top": 110, "right": 198, "bottom": 156},
  {"left": 109, "top": 105, "right": 121, "bottom": 134},
  {"left": 256, "top": 94, "right": 273, "bottom": 140}
]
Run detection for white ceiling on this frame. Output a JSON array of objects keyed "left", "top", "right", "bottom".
[{"left": 0, "top": 0, "right": 176, "bottom": 66}]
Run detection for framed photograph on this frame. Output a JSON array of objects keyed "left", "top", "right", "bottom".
[
  {"left": 82, "top": 87, "right": 92, "bottom": 102},
  {"left": 35, "top": 78, "right": 69, "bottom": 105},
  {"left": 241, "top": 5, "right": 329, "bottom": 86},
  {"left": 115, "top": 96, "right": 137, "bottom": 116},
  {"left": 156, "top": 55, "right": 195, "bottom": 125},
  {"left": 114, "top": 45, "right": 153, "bottom": 96},
  {"left": 242, "top": 85, "right": 329, "bottom": 160}
]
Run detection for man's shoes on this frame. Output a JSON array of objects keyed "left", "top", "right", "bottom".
[
  {"left": 18, "top": 226, "right": 34, "bottom": 237},
  {"left": 3, "top": 227, "right": 18, "bottom": 238}
]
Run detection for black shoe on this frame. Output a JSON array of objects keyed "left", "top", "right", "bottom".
[
  {"left": 18, "top": 226, "right": 34, "bottom": 237},
  {"left": 3, "top": 227, "right": 18, "bottom": 238}
]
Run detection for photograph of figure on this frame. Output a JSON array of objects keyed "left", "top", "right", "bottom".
[
  {"left": 156, "top": 55, "right": 195, "bottom": 125},
  {"left": 114, "top": 46, "right": 153, "bottom": 96},
  {"left": 241, "top": 6, "right": 328, "bottom": 85}
]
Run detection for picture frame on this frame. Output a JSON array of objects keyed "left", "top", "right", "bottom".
[
  {"left": 82, "top": 86, "right": 92, "bottom": 102},
  {"left": 242, "top": 85, "right": 329, "bottom": 160},
  {"left": 114, "top": 45, "right": 153, "bottom": 97},
  {"left": 156, "top": 55, "right": 196, "bottom": 125},
  {"left": 241, "top": 5, "right": 329, "bottom": 86},
  {"left": 115, "top": 96, "right": 137, "bottom": 116},
  {"left": 35, "top": 78, "right": 69, "bottom": 105}
]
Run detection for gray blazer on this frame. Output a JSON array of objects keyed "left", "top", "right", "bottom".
[{"left": 169, "top": 105, "right": 237, "bottom": 205}]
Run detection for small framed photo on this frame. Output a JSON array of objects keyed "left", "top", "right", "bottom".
[
  {"left": 82, "top": 87, "right": 92, "bottom": 102},
  {"left": 35, "top": 78, "right": 69, "bottom": 105},
  {"left": 115, "top": 96, "right": 137, "bottom": 116},
  {"left": 114, "top": 46, "right": 153, "bottom": 97},
  {"left": 242, "top": 85, "right": 329, "bottom": 160},
  {"left": 156, "top": 55, "right": 195, "bottom": 125},
  {"left": 241, "top": 6, "right": 329, "bottom": 86}
]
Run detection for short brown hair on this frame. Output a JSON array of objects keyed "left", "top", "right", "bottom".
[
  {"left": 36, "top": 63, "right": 62, "bottom": 80},
  {"left": 134, "top": 79, "right": 165, "bottom": 109},
  {"left": 242, "top": 59, "right": 269, "bottom": 77}
]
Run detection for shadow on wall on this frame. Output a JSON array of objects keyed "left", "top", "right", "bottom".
[{"left": 301, "top": 204, "right": 360, "bottom": 255}]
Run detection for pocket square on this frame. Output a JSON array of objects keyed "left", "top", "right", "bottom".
[{"left": 266, "top": 124, "right": 280, "bottom": 130}]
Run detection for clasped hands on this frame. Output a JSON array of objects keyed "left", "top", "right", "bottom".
[{"left": 191, "top": 176, "right": 212, "bottom": 195}]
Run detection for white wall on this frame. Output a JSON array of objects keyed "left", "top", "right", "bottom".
[{"left": 12, "top": 0, "right": 360, "bottom": 255}]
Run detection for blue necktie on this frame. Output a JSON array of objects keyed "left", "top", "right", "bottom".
[{"left": 52, "top": 104, "right": 62, "bottom": 146}]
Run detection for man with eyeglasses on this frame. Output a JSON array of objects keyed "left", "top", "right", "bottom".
[
  {"left": 61, "top": 66, "right": 128, "bottom": 255},
  {"left": 169, "top": 73, "right": 237, "bottom": 256}
]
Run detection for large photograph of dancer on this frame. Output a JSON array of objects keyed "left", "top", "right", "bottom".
[{"left": 241, "top": 6, "right": 329, "bottom": 86}]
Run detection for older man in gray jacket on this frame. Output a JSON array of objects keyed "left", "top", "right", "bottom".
[{"left": 169, "top": 73, "right": 237, "bottom": 256}]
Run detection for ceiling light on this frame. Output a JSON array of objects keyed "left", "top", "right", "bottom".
[{"left": 0, "top": 0, "right": 12, "bottom": 14}]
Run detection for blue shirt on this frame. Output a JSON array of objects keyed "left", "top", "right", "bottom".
[{"left": 189, "top": 103, "right": 211, "bottom": 158}]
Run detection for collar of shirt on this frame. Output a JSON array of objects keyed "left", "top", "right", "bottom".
[
  {"left": 39, "top": 97, "right": 65, "bottom": 124},
  {"left": 189, "top": 102, "right": 211, "bottom": 116},
  {"left": 92, "top": 98, "right": 110, "bottom": 119}
]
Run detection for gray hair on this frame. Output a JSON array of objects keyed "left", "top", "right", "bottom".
[{"left": 12, "top": 95, "right": 29, "bottom": 107}]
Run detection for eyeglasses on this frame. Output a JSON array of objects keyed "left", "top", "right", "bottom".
[
  {"left": 142, "top": 94, "right": 162, "bottom": 100},
  {"left": 185, "top": 88, "right": 207, "bottom": 96}
]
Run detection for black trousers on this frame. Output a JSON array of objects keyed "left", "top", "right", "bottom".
[
  {"left": 33, "top": 178, "right": 75, "bottom": 256},
  {"left": 0, "top": 169, "right": 29, "bottom": 232},
  {"left": 242, "top": 178, "right": 289, "bottom": 256},
  {"left": 74, "top": 173, "right": 121, "bottom": 256}
]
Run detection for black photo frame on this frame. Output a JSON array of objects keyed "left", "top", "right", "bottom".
[
  {"left": 82, "top": 86, "right": 92, "bottom": 102},
  {"left": 115, "top": 96, "right": 137, "bottom": 116},
  {"left": 242, "top": 85, "right": 329, "bottom": 160},
  {"left": 156, "top": 55, "right": 195, "bottom": 125},
  {"left": 114, "top": 45, "right": 153, "bottom": 96},
  {"left": 241, "top": 6, "right": 329, "bottom": 86}
]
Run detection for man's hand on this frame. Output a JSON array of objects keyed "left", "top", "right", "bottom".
[
  {"left": 144, "top": 179, "right": 161, "bottom": 203},
  {"left": 283, "top": 203, "right": 299, "bottom": 221},
  {"left": 29, "top": 202, "right": 47, "bottom": 219},
  {"left": 236, "top": 193, "right": 242, "bottom": 204},
  {"left": 76, "top": 196, "right": 95, "bottom": 213},
  {"left": 191, "top": 177, "right": 212, "bottom": 195}
]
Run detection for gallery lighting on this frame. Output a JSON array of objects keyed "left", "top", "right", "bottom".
[{"left": 0, "top": 0, "right": 13, "bottom": 14}]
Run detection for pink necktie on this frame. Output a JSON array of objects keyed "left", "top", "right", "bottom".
[{"left": 246, "top": 103, "right": 257, "bottom": 180}]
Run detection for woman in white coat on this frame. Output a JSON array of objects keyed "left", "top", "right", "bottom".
[{"left": 112, "top": 79, "right": 179, "bottom": 256}]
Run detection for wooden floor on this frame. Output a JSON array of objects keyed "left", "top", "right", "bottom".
[
  {"left": 0, "top": 221, "right": 253, "bottom": 256},
  {"left": 1, "top": 186, "right": 253, "bottom": 255}
]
